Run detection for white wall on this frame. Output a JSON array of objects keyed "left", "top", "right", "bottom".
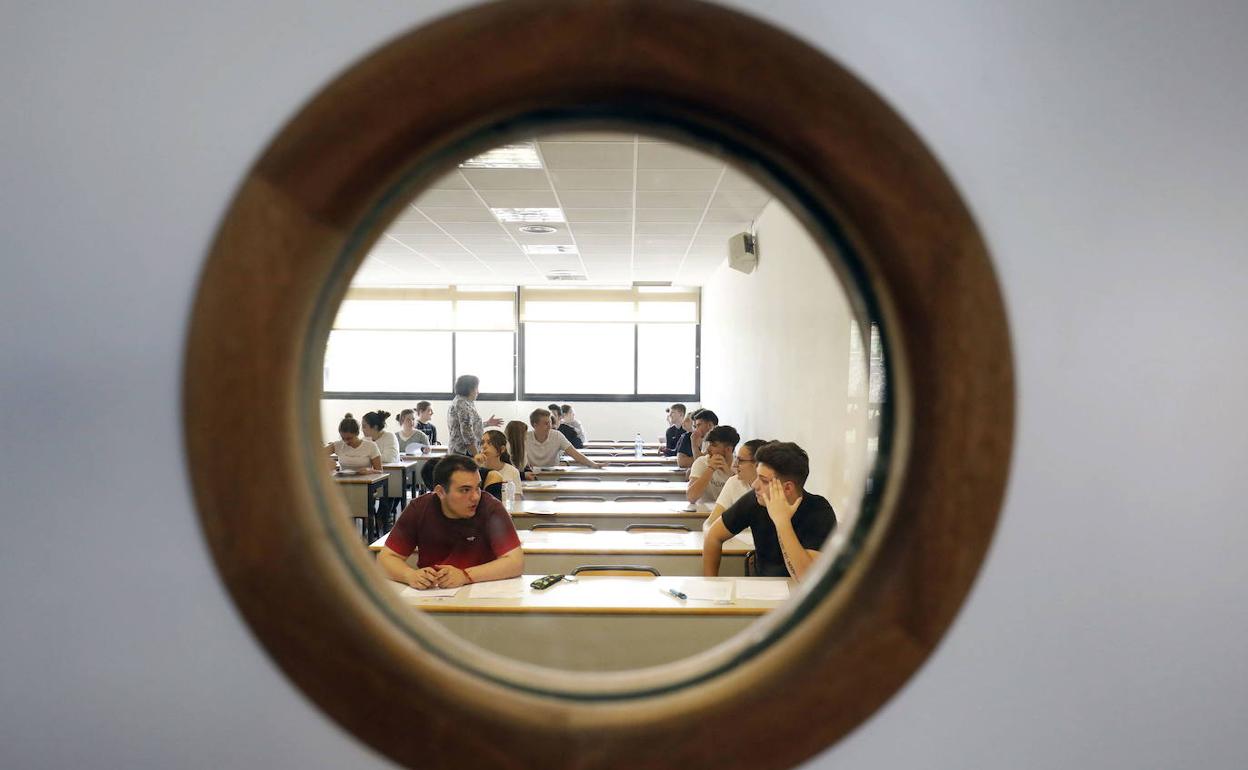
[
  {"left": 321, "top": 398, "right": 691, "bottom": 446},
  {"left": 700, "top": 199, "right": 870, "bottom": 527},
  {"left": 4, "top": 2, "right": 1248, "bottom": 768}
]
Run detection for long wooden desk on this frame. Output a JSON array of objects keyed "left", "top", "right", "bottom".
[
  {"left": 523, "top": 480, "right": 689, "bottom": 501},
  {"left": 565, "top": 454, "right": 675, "bottom": 464},
  {"left": 533, "top": 466, "right": 686, "bottom": 481},
  {"left": 388, "top": 575, "right": 790, "bottom": 670},
  {"left": 509, "top": 499, "right": 710, "bottom": 530},
  {"left": 575, "top": 447, "right": 664, "bottom": 457},
  {"left": 332, "top": 471, "right": 390, "bottom": 540},
  {"left": 584, "top": 440, "right": 663, "bottom": 450},
  {"left": 369, "top": 526, "right": 747, "bottom": 576}
]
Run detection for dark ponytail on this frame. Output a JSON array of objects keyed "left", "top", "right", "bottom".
[
  {"left": 338, "top": 413, "right": 359, "bottom": 434},
  {"left": 363, "top": 410, "right": 390, "bottom": 431}
]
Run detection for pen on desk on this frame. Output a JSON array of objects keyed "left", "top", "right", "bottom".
[{"left": 663, "top": 587, "right": 687, "bottom": 601}]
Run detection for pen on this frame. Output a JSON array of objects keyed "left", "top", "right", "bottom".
[{"left": 663, "top": 587, "right": 687, "bottom": 601}]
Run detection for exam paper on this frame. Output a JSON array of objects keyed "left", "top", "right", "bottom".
[
  {"left": 399, "top": 586, "right": 461, "bottom": 600},
  {"left": 468, "top": 578, "right": 526, "bottom": 599},
  {"left": 521, "top": 531, "right": 550, "bottom": 543},
  {"left": 680, "top": 581, "right": 733, "bottom": 603},
  {"left": 642, "top": 534, "right": 685, "bottom": 546},
  {"left": 734, "top": 581, "right": 790, "bottom": 601}
]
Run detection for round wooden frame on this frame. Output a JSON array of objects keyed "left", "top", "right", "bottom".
[{"left": 184, "top": 1, "right": 1014, "bottom": 768}]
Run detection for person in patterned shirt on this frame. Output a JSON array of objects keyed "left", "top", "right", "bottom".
[{"left": 446, "top": 374, "right": 502, "bottom": 456}]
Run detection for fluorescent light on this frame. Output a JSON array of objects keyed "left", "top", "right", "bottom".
[
  {"left": 459, "top": 143, "right": 542, "bottom": 169},
  {"left": 491, "top": 207, "right": 565, "bottom": 223},
  {"left": 519, "top": 225, "right": 558, "bottom": 234},
  {"left": 522, "top": 244, "right": 579, "bottom": 255}
]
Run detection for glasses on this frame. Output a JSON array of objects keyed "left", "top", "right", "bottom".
[{"left": 734, "top": 457, "right": 755, "bottom": 465}]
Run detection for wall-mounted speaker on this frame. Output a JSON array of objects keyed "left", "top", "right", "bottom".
[{"left": 728, "top": 232, "right": 757, "bottom": 274}]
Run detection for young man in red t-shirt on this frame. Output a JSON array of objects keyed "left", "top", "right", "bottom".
[{"left": 377, "top": 454, "right": 523, "bottom": 590}]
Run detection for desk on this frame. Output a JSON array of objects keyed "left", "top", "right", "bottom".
[
  {"left": 388, "top": 575, "right": 790, "bottom": 670},
  {"left": 518, "top": 529, "right": 749, "bottom": 576},
  {"left": 382, "top": 459, "right": 421, "bottom": 501},
  {"left": 509, "top": 499, "right": 710, "bottom": 530},
  {"left": 575, "top": 447, "right": 662, "bottom": 457},
  {"left": 584, "top": 440, "right": 663, "bottom": 450},
  {"left": 332, "top": 471, "right": 390, "bottom": 540},
  {"left": 523, "top": 480, "right": 689, "bottom": 501},
  {"left": 565, "top": 453, "right": 675, "bottom": 464},
  {"left": 533, "top": 466, "right": 686, "bottom": 482}
]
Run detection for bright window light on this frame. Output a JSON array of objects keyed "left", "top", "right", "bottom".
[
  {"left": 524, "top": 322, "right": 634, "bottom": 394},
  {"left": 491, "top": 208, "right": 565, "bottom": 223},
  {"left": 637, "top": 324, "right": 697, "bottom": 394},
  {"left": 324, "top": 330, "right": 452, "bottom": 392},
  {"left": 459, "top": 143, "right": 542, "bottom": 169}
]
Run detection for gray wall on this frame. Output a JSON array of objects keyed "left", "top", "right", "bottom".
[{"left": 3, "top": 1, "right": 1246, "bottom": 768}]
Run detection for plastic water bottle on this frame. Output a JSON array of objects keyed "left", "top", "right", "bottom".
[
  {"left": 502, "top": 480, "right": 516, "bottom": 511},
  {"left": 634, "top": 433, "right": 643, "bottom": 458}
]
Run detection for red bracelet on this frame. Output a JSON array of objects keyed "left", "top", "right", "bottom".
[{"left": 464, "top": 569, "right": 474, "bottom": 584}]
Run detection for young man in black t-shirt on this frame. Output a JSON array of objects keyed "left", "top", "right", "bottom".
[
  {"left": 662, "top": 403, "right": 687, "bottom": 456},
  {"left": 548, "top": 402, "right": 584, "bottom": 449},
  {"left": 702, "top": 441, "right": 836, "bottom": 581},
  {"left": 415, "top": 400, "right": 438, "bottom": 444}
]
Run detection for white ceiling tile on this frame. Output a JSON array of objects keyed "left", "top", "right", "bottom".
[
  {"left": 564, "top": 208, "right": 632, "bottom": 223},
  {"left": 423, "top": 171, "right": 471, "bottom": 189},
  {"left": 460, "top": 168, "right": 549, "bottom": 189},
  {"left": 635, "top": 222, "right": 697, "bottom": 236},
  {"left": 441, "top": 221, "right": 508, "bottom": 235},
  {"left": 412, "top": 189, "right": 480, "bottom": 207},
  {"left": 566, "top": 222, "right": 631, "bottom": 235},
  {"left": 693, "top": 222, "right": 746, "bottom": 236},
  {"left": 549, "top": 169, "right": 633, "bottom": 190},
  {"left": 710, "top": 188, "right": 771, "bottom": 209},
  {"left": 718, "top": 165, "right": 768, "bottom": 191},
  {"left": 477, "top": 188, "right": 559, "bottom": 208},
  {"left": 636, "top": 168, "right": 722, "bottom": 190},
  {"left": 417, "top": 206, "right": 498, "bottom": 223},
  {"left": 702, "top": 208, "right": 757, "bottom": 223},
  {"left": 636, "top": 208, "right": 704, "bottom": 223},
  {"left": 383, "top": 221, "right": 441, "bottom": 237},
  {"left": 636, "top": 142, "right": 723, "bottom": 169},
  {"left": 575, "top": 236, "right": 632, "bottom": 252},
  {"left": 540, "top": 131, "right": 637, "bottom": 143},
  {"left": 635, "top": 236, "right": 690, "bottom": 250},
  {"left": 556, "top": 189, "right": 633, "bottom": 208},
  {"left": 539, "top": 141, "right": 635, "bottom": 169},
  {"left": 636, "top": 190, "right": 711, "bottom": 208}
]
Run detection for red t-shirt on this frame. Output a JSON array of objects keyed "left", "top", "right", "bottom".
[{"left": 383, "top": 492, "right": 520, "bottom": 570}]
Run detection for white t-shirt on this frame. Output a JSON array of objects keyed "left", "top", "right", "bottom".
[
  {"left": 706, "top": 475, "right": 755, "bottom": 548},
  {"left": 334, "top": 438, "right": 381, "bottom": 471},
  {"left": 498, "top": 463, "right": 523, "bottom": 492},
  {"left": 525, "top": 430, "right": 572, "bottom": 468},
  {"left": 373, "top": 431, "right": 399, "bottom": 463},
  {"left": 688, "top": 455, "right": 731, "bottom": 503}
]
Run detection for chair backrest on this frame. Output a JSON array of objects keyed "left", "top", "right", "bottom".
[
  {"left": 530, "top": 522, "right": 596, "bottom": 532},
  {"left": 624, "top": 524, "right": 691, "bottom": 533},
  {"left": 744, "top": 551, "right": 757, "bottom": 577},
  {"left": 570, "top": 564, "right": 661, "bottom": 577},
  {"left": 613, "top": 495, "right": 666, "bottom": 502},
  {"left": 553, "top": 495, "right": 606, "bottom": 502}
]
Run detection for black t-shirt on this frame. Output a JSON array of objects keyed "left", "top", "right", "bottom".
[
  {"left": 665, "top": 425, "right": 684, "bottom": 453},
  {"left": 720, "top": 491, "right": 837, "bottom": 577},
  {"left": 477, "top": 467, "right": 503, "bottom": 501},
  {"left": 557, "top": 423, "right": 584, "bottom": 449},
  {"left": 417, "top": 421, "right": 437, "bottom": 445},
  {"left": 675, "top": 431, "right": 693, "bottom": 457}
]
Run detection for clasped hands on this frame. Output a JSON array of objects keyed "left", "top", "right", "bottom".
[{"left": 406, "top": 564, "right": 470, "bottom": 590}]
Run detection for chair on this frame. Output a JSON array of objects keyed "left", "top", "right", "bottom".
[
  {"left": 624, "top": 524, "right": 691, "bottom": 533},
  {"left": 569, "top": 564, "right": 661, "bottom": 577},
  {"left": 744, "top": 551, "right": 757, "bottom": 576},
  {"left": 530, "top": 522, "right": 596, "bottom": 532}
]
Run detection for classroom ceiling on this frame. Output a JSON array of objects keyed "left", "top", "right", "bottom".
[{"left": 349, "top": 131, "right": 774, "bottom": 288}]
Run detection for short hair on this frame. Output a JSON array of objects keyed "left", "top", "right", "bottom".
[
  {"left": 667, "top": 403, "right": 687, "bottom": 416},
  {"left": 398, "top": 408, "right": 415, "bottom": 421},
  {"left": 560, "top": 404, "right": 573, "bottom": 415},
  {"left": 416, "top": 400, "right": 432, "bottom": 412},
  {"left": 529, "top": 408, "right": 551, "bottom": 427},
  {"left": 362, "top": 410, "right": 390, "bottom": 430},
  {"left": 706, "top": 425, "right": 740, "bottom": 448},
  {"left": 431, "top": 454, "right": 479, "bottom": 490},
  {"left": 693, "top": 409, "right": 719, "bottom": 426},
  {"left": 547, "top": 403, "right": 561, "bottom": 417},
  {"left": 454, "top": 374, "right": 480, "bottom": 397},
  {"left": 741, "top": 438, "right": 769, "bottom": 458},
  {"left": 754, "top": 441, "right": 811, "bottom": 489},
  {"left": 338, "top": 413, "right": 359, "bottom": 434}
]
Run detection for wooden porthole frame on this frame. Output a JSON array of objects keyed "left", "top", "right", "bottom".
[{"left": 184, "top": 1, "right": 1014, "bottom": 768}]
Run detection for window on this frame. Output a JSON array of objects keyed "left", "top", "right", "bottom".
[
  {"left": 324, "top": 330, "right": 452, "bottom": 392},
  {"left": 637, "top": 324, "right": 696, "bottom": 394},
  {"left": 524, "top": 322, "right": 636, "bottom": 394},
  {"left": 455, "top": 331, "right": 514, "bottom": 395}
]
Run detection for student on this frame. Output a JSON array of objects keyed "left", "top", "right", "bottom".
[
  {"left": 446, "top": 374, "right": 502, "bottom": 456},
  {"left": 702, "top": 441, "right": 836, "bottom": 581},
  {"left": 376, "top": 454, "right": 523, "bottom": 589},
  {"left": 662, "top": 403, "right": 687, "bottom": 456},
  {"left": 560, "top": 404, "right": 586, "bottom": 443},
  {"left": 525, "top": 408, "right": 602, "bottom": 468},
  {"left": 686, "top": 424, "right": 740, "bottom": 503},
  {"left": 550, "top": 402, "right": 584, "bottom": 448},
  {"left": 504, "top": 419, "right": 537, "bottom": 481},
  {"left": 474, "top": 429, "right": 523, "bottom": 500},
  {"left": 415, "top": 401, "right": 438, "bottom": 445},
  {"left": 703, "top": 438, "right": 769, "bottom": 547},
  {"left": 325, "top": 413, "right": 382, "bottom": 473},
  {"left": 395, "top": 408, "right": 431, "bottom": 455},
  {"left": 676, "top": 409, "right": 717, "bottom": 469},
  {"left": 361, "top": 410, "right": 399, "bottom": 463}
]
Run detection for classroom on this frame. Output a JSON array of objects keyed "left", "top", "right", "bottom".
[{"left": 321, "top": 131, "right": 885, "bottom": 670}]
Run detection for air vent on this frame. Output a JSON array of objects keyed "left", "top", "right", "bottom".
[{"left": 546, "top": 271, "right": 587, "bottom": 281}]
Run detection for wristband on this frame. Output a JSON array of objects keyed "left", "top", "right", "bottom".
[{"left": 464, "top": 568, "right": 474, "bottom": 584}]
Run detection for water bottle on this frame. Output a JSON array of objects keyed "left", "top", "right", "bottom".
[
  {"left": 502, "top": 480, "right": 516, "bottom": 511},
  {"left": 634, "top": 432, "right": 643, "bottom": 458}
]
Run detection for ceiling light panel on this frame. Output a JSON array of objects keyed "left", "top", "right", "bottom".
[
  {"left": 458, "top": 142, "right": 542, "bottom": 169},
  {"left": 490, "top": 207, "right": 565, "bottom": 223}
]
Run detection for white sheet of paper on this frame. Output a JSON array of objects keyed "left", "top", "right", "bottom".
[
  {"left": 680, "top": 581, "right": 733, "bottom": 603},
  {"left": 468, "top": 578, "right": 526, "bottom": 599},
  {"left": 735, "top": 581, "right": 790, "bottom": 601},
  {"left": 522, "top": 531, "right": 550, "bottom": 543},
  {"left": 642, "top": 534, "right": 684, "bottom": 546},
  {"left": 399, "top": 586, "right": 461, "bottom": 600}
]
